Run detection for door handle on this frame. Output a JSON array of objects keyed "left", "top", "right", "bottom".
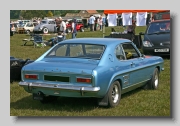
[{"left": 130, "top": 62, "right": 135, "bottom": 66}]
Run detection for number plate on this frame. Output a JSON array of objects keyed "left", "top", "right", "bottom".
[{"left": 154, "top": 48, "right": 169, "bottom": 52}]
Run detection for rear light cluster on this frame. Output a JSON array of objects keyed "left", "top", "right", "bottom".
[
  {"left": 25, "top": 74, "right": 38, "bottom": 79},
  {"left": 76, "top": 77, "right": 92, "bottom": 83}
]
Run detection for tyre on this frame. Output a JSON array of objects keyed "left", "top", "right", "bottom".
[
  {"left": 108, "top": 81, "right": 121, "bottom": 107},
  {"left": 26, "top": 30, "right": 30, "bottom": 34},
  {"left": 80, "top": 27, "right": 84, "bottom": 32},
  {"left": 43, "top": 27, "right": 49, "bottom": 34},
  {"left": 143, "top": 68, "right": 159, "bottom": 90},
  {"left": 67, "top": 28, "right": 71, "bottom": 33}
]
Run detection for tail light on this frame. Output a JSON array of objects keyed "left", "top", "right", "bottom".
[
  {"left": 76, "top": 77, "right": 91, "bottom": 83},
  {"left": 25, "top": 74, "right": 38, "bottom": 79}
]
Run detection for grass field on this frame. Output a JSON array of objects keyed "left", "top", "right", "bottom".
[{"left": 10, "top": 26, "right": 170, "bottom": 116}]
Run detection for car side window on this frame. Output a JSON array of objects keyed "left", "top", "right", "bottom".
[
  {"left": 115, "top": 45, "right": 126, "bottom": 60},
  {"left": 122, "top": 43, "right": 140, "bottom": 60}
]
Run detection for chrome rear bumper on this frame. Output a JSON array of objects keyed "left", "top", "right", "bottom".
[{"left": 19, "top": 81, "right": 100, "bottom": 92}]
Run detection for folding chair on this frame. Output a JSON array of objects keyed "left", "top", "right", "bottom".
[
  {"left": 33, "top": 35, "right": 46, "bottom": 48},
  {"left": 22, "top": 34, "right": 34, "bottom": 46}
]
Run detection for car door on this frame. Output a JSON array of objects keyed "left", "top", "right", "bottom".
[
  {"left": 45, "top": 20, "right": 52, "bottom": 31},
  {"left": 47, "top": 20, "right": 56, "bottom": 32},
  {"left": 121, "top": 42, "right": 148, "bottom": 87}
]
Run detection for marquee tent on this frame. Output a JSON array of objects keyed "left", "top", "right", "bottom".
[{"left": 104, "top": 10, "right": 170, "bottom": 14}]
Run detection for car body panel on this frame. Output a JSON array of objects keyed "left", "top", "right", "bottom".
[{"left": 19, "top": 38, "right": 164, "bottom": 100}]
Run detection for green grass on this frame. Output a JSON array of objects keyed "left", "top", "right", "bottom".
[{"left": 10, "top": 26, "right": 170, "bottom": 116}]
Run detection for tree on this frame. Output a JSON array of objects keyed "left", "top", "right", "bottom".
[{"left": 46, "top": 11, "right": 53, "bottom": 17}]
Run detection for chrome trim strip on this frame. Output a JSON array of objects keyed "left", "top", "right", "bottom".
[
  {"left": 123, "top": 79, "right": 150, "bottom": 89},
  {"left": 19, "top": 81, "right": 100, "bottom": 92}
]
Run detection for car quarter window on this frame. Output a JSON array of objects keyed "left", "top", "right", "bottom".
[
  {"left": 115, "top": 45, "right": 126, "bottom": 60},
  {"left": 121, "top": 43, "right": 140, "bottom": 60}
]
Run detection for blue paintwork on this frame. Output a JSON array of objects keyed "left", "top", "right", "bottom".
[{"left": 19, "top": 38, "right": 164, "bottom": 98}]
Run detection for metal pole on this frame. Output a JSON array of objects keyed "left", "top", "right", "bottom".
[{"left": 103, "top": 24, "right": 105, "bottom": 38}]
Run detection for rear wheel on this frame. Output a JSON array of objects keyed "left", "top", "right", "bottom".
[
  {"left": 108, "top": 81, "right": 121, "bottom": 107},
  {"left": 66, "top": 28, "right": 71, "bottom": 33},
  {"left": 80, "top": 27, "right": 84, "bottom": 32},
  {"left": 26, "top": 30, "right": 30, "bottom": 34}
]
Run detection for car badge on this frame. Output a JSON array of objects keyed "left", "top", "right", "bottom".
[{"left": 160, "top": 43, "right": 163, "bottom": 46}]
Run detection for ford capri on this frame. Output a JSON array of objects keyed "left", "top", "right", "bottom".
[{"left": 19, "top": 38, "right": 164, "bottom": 108}]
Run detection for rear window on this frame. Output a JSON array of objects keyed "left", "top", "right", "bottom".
[{"left": 46, "top": 43, "right": 106, "bottom": 59}]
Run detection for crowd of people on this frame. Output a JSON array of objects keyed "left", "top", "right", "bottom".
[
  {"left": 47, "top": 17, "right": 78, "bottom": 47},
  {"left": 88, "top": 15, "right": 104, "bottom": 31}
]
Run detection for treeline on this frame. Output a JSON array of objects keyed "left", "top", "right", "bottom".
[{"left": 10, "top": 10, "right": 104, "bottom": 19}]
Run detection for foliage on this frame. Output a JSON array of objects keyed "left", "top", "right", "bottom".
[
  {"left": 10, "top": 26, "right": 170, "bottom": 116},
  {"left": 46, "top": 11, "right": 53, "bottom": 17},
  {"left": 10, "top": 10, "right": 103, "bottom": 19}
]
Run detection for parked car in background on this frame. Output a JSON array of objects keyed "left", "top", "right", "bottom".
[
  {"left": 66, "top": 20, "right": 84, "bottom": 33},
  {"left": 10, "top": 24, "right": 13, "bottom": 36},
  {"left": 19, "top": 38, "right": 164, "bottom": 108},
  {"left": 24, "top": 22, "right": 38, "bottom": 34},
  {"left": 16, "top": 23, "right": 26, "bottom": 33},
  {"left": 140, "top": 19, "right": 170, "bottom": 56},
  {"left": 33, "top": 19, "right": 56, "bottom": 34}
]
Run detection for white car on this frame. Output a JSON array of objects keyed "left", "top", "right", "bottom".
[
  {"left": 24, "top": 22, "right": 38, "bottom": 34},
  {"left": 16, "top": 22, "right": 37, "bottom": 34}
]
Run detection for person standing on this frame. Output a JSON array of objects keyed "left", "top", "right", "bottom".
[
  {"left": 98, "top": 16, "right": 103, "bottom": 31},
  {"left": 71, "top": 19, "right": 77, "bottom": 39},
  {"left": 58, "top": 17, "right": 66, "bottom": 40},
  {"left": 89, "top": 15, "right": 95, "bottom": 31}
]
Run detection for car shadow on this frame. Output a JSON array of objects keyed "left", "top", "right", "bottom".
[
  {"left": 11, "top": 87, "right": 144, "bottom": 112},
  {"left": 10, "top": 95, "right": 100, "bottom": 112}
]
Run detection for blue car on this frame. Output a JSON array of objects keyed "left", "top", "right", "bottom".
[{"left": 19, "top": 38, "right": 164, "bottom": 108}]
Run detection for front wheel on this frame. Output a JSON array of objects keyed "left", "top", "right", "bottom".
[
  {"left": 43, "top": 27, "right": 49, "bottom": 34},
  {"left": 143, "top": 68, "right": 159, "bottom": 90},
  {"left": 108, "top": 81, "right": 121, "bottom": 107}
]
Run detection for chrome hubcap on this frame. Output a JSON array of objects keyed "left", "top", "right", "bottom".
[
  {"left": 112, "top": 85, "right": 119, "bottom": 103},
  {"left": 154, "top": 71, "right": 159, "bottom": 87}
]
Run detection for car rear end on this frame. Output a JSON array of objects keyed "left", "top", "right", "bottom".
[
  {"left": 19, "top": 42, "right": 106, "bottom": 99},
  {"left": 19, "top": 59, "right": 100, "bottom": 98}
]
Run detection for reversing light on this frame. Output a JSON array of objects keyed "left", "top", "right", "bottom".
[
  {"left": 76, "top": 77, "right": 91, "bottom": 83},
  {"left": 25, "top": 74, "right": 38, "bottom": 79}
]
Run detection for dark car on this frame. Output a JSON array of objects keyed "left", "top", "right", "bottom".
[{"left": 140, "top": 19, "right": 170, "bottom": 56}]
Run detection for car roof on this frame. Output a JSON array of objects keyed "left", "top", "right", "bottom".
[{"left": 61, "top": 38, "right": 131, "bottom": 46}]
